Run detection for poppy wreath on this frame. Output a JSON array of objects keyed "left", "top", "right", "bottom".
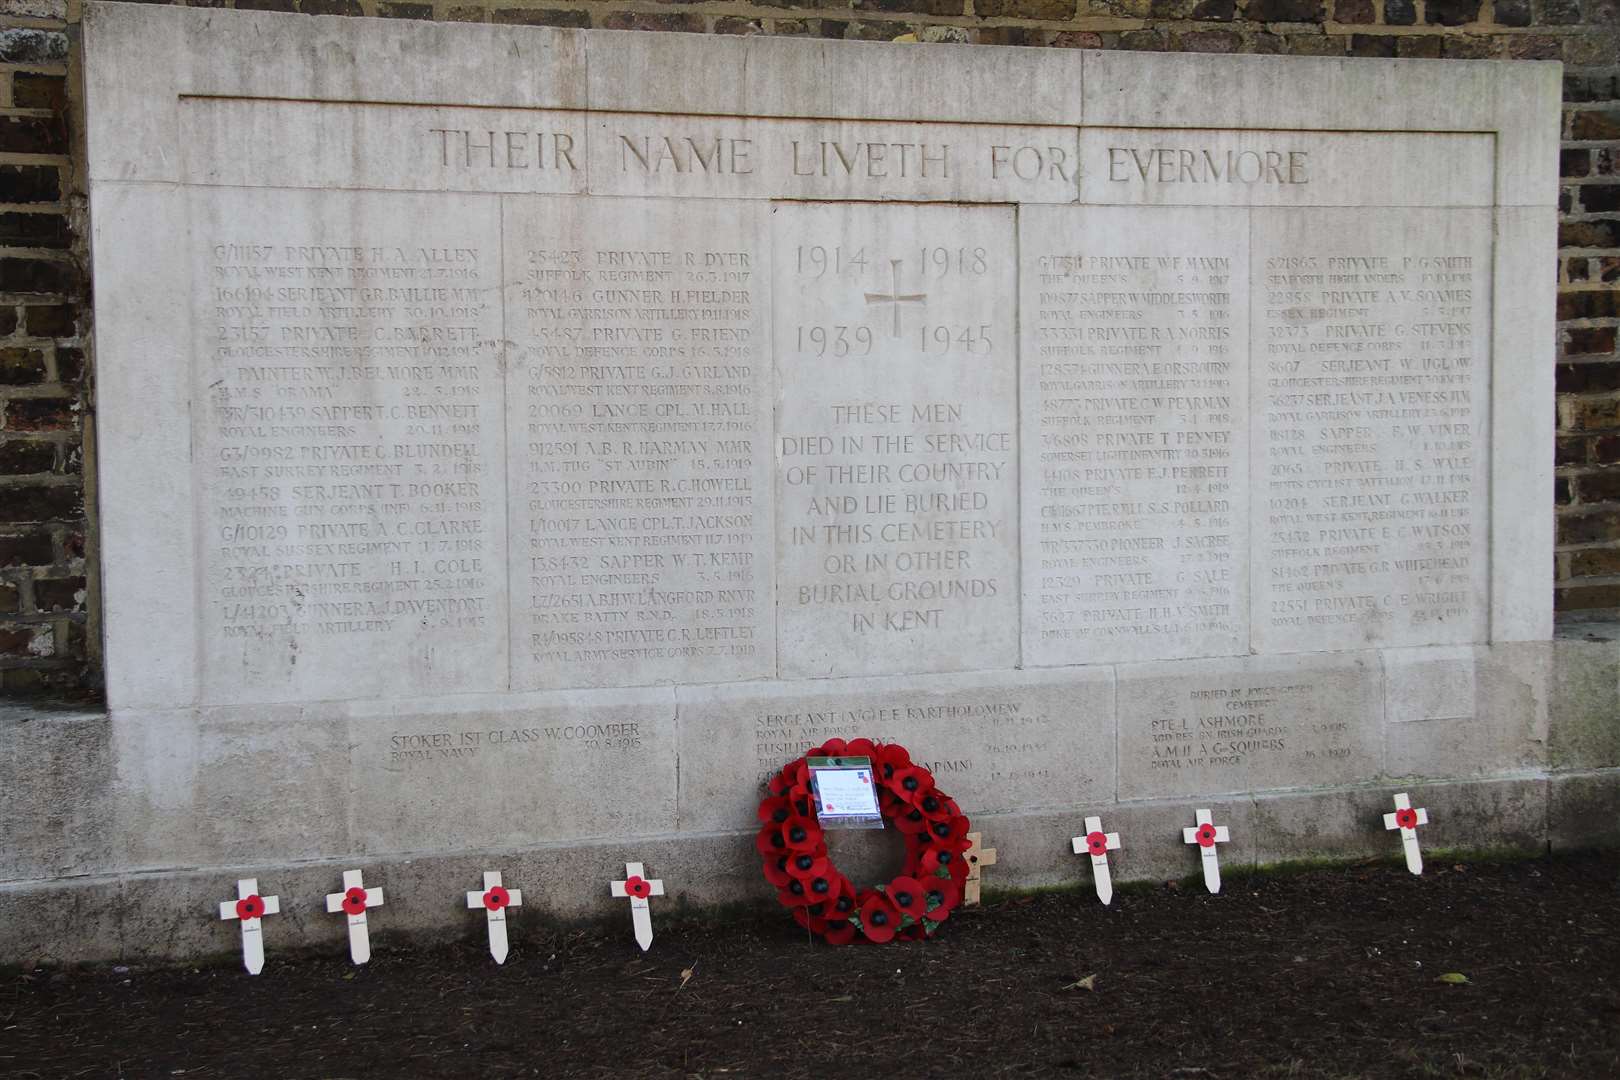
[{"left": 756, "top": 739, "right": 972, "bottom": 945}]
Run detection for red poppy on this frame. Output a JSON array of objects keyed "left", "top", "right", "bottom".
[
  {"left": 916, "top": 790, "right": 954, "bottom": 821},
  {"left": 896, "top": 923, "right": 928, "bottom": 942},
  {"left": 824, "top": 921, "right": 858, "bottom": 946},
  {"left": 757, "top": 795, "right": 791, "bottom": 825},
  {"left": 843, "top": 738, "right": 876, "bottom": 760},
  {"left": 858, "top": 893, "right": 900, "bottom": 943},
  {"left": 875, "top": 742, "right": 911, "bottom": 779},
  {"left": 1395, "top": 807, "right": 1420, "bottom": 830},
  {"left": 919, "top": 846, "right": 957, "bottom": 875},
  {"left": 785, "top": 849, "right": 830, "bottom": 881},
  {"left": 482, "top": 885, "right": 510, "bottom": 911},
  {"left": 777, "top": 878, "right": 814, "bottom": 908},
  {"left": 1196, "top": 823, "right": 1219, "bottom": 848},
  {"left": 763, "top": 856, "right": 794, "bottom": 889},
  {"left": 823, "top": 878, "right": 857, "bottom": 922},
  {"left": 1085, "top": 831, "right": 1111, "bottom": 857},
  {"left": 235, "top": 895, "right": 265, "bottom": 921},
  {"left": 624, "top": 875, "right": 652, "bottom": 899},
  {"left": 755, "top": 825, "right": 788, "bottom": 857},
  {"left": 782, "top": 815, "right": 823, "bottom": 853},
  {"left": 768, "top": 771, "right": 792, "bottom": 797},
  {"left": 341, "top": 886, "right": 369, "bottom": 916},
  {"left": 817, "top": 738, "right": 847, "bottom": 756},
  {"left": 923, "top": 878, "right": 961, "bottom": 922},
  {"left": 888, "top": 766, "right": 935, "bottom": 805},
  {"left": 887, "top": 875, "right": 927, "bottom": 920},
  {"left": 947, "top": 852, "right": 971, "bottom": 884},
  {"left": 930, "top": 814, "right": 971, "bottom": 846},
  {"left": 892, "top": 807, "right": 929, "bottom": 835}
]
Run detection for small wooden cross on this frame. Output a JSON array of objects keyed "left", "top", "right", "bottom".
[
  {"left": 1182, "top": 809, "right": 1230, "bottom": 894},
  {"left": 610, "top": 861, "right": 664, "bottom": 951},
  {"left": 1383, "top": 792, "right": 1429, "bottom": 876},
  {"left": 1071, "top": 816, "right": 1121, "bottom": 906},
  {"left": 467, "top": 870, "right": 523, "bottom": 965},
  {"left": 963, "top": 831, "right": 997, "bottom": 906},
  {"left": 217, "top": 877, "right": 279, "bottom": 975},
  {"left": 325, "top": 868, "right": 384, "bottom": 965}
]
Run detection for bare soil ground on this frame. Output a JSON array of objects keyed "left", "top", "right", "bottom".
[{"left": 3, "top": 850, "right": 1618, "bottom": 1080}]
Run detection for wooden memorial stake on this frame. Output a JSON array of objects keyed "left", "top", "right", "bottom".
[
  {"left": 963, "top": 832, "right": 997, "bottom": 906},
  {"left": 1383, "top": 792, "right": 1429, "bottom": 876},
  {"left": 1181, "top": 809, "right": 1230, "bottom": 895},
  {"left": 610, "top": 862, "right": 664, "bottom": 951},
  {"left": 1071, "top": 816, "right": 1121, "bottom": 906},
  {"left": 325, "top": 868, "right": 384, "bottom": 965},
  {"left": 467, "top": 871, "right": 523, "bottom": 965},
  {"left": 217, "top": 878, "right": 279, "bottom": 975}
]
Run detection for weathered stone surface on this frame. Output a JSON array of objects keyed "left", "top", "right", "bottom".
[
  {"left": 24, "top": 4, "right": 1580, "bottom": 965},
  {"left": 502, "top": 196, "right": 775, "bottom": 690},
  {"left": 1249, "top": 206, "right": 1492, "bottom": 654},
  {"left": 675, "top": 668, "right": 1115, "bottom": 832},
  {"left": 1020, "top": 204, "right": 1250, "bottom": 665},
  {"left": 773, "top": 202, "right": 1020, "bottom": 678},
  {"left": 1117, "top": 652, "right": 1383, "bottom": 799}
]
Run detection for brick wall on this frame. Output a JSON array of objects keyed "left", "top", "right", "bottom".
[{"left": 0, "top": 0, "right": 1613, "bottom": 695}]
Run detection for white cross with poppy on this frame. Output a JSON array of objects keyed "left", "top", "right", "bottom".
[
  {"left": 963, "top": 832, "right": 996, "bottom": 906},
  {"left": 217, "top": 877, "right": 279, "bottom": 975},
  {"left": 1182, "top": 809, "right": 1230, "bottom": 894},
  {"left": 1071, "top": 816, "right": 1121, "bottom": 906},
  {"left": 1383, "top": 792, "right": 1429, "bottom": 876},
  {"left": 325, "top": 868, "right": 384, "bottom": 965},
  {"left": 466, "top": 871, "right": 523, "bottom": 964},
  {"left": 610, "top": 861, "right": 664, "bottom": 951}
]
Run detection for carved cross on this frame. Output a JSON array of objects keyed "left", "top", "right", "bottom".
[{"left": 864, "top": 258, "right": 926, "bottom": 338}]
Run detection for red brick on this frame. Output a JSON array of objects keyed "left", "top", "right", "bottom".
[
  {"left": 33, "top": 575, "right": 83, "bottom": 613},
  {"left": 1566, "top": 328, "right": 1619, "bottom": 357},
  {"left": 1557, "top": 583, "right": 1620, "bottom": 610},
  {"left": 1559, "top": 508, "right": 1620, "bottom": 544},
  {"left": 1572, "top": 110, "right": 1620, "bottom": 141},
  {"left": 714, "top": 16, "right": 765, "bottom": 31},
  {"left": 0, "top": 166, "right": 60, "bottom": 205},
  {"left": 492, "top": 8, "right": 592, "bottom": 25},
  {"left": 0, "top": 440, "right": 54, "bottom": 475},
  {"left": 1577, "top": 469, "right": 1620, "bottom": 502},
  {"left": 1570, "top": 548, "right": 1620, "bottom": 576},
  {"left": 0, "top": 348, "right": 47, "bottom": 385},
  {"left": 0, "top": 258, "right": 79, "bottom": 296},
  {"left": 0, "top": 482, "right": 79, "bottom": 523},
  {"left": 13, "top": 74, "right": 66, "bottom": 112},
  {"left": 1582, "top": 185, "right": 1620, "bottom": 213},
  {"left": 1349, "top": 33, "right": 1395, "bottom": 55},
  {"left": 0, "top": 531, "right": 52, "bottom": 567},
  {"left": 1424, "top": 0, "right": 1479, "bottom": 23},
  {"left": 974, "top": 0, "right": 1067, "bottom": 14},
  {"left": 23, "top": 305, "right": 73, "bottom": 338},
  {"left": 0, "top": 115, "right": 67, "bottom": 156},
  {"left": 599, "top": 12, "right": 707, "bottom": 30},
  {"left": 1333, "top": 0, "right": 1374, "bottom": 20},
  {"left": 0, "top": 214, "right": 70, "bottom": 250},
  {"left": 1560, "top": 290, "right": 1620, "bottom": 320},
  {"left": 2, "top": 398, "right": 75, "bottom": 432}
]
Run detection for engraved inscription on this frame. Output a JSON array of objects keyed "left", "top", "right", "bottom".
[
  {"left": 1021, "top": 206, "right": 1249, "bottom": 665},
  {"left": 1117, "top": 657, "right": 1381, "bottom": 798},
  {"left": 194, "top": 188, "right": 507, "bottom": 702},
  {"left": 1251, "top": 208, "right": 1491, "bottom": 652},
  {"left": 505, "top": 196, "right": 775, "bottom": 689},
  {"left": 774, "top": 204, "right": 1019, "bottom": 678}
]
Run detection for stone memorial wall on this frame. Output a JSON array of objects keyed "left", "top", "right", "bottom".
[{"left": 6, "top": 2, "right": 1614, "bottom": 965}]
